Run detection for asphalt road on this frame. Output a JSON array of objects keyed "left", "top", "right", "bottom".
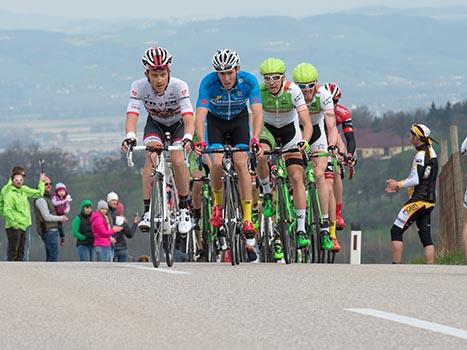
[{"left": 0, "top": 262, "right": 466, "bottom": 349}]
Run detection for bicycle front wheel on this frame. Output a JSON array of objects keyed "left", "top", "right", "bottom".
[
  {"left": 277, "top": 180, "right": 291, "bottom": 264},
  {"left": 150, "top": 175, "right": 164, "bottom": 268}
]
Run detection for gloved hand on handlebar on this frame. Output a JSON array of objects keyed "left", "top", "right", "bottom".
[
  {"left": 297, "top": 139, "right": 310, "bottom": 153},
  {"left": 121, "top": 132, "right": 137, "bottom": 152},
  {"left": 181, "top": 133, "right": 194, "bottom": 151},
  {"left": 250, "top": 137, "right": 263, "bottom": 157},
  {"left": 327, "top": 145, "right": 339, "bottom": 156},
  {"left": 194, "top": 140, "right": 207, "bottom": 156},
  {"left": 346, "top": 152, "right": 357, "bottom": 167}
]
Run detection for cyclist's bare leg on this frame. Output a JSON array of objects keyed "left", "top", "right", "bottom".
[
  {"left": 334, "top": 173, "right": 343, "bottom": 205},
  {"left": 142, "top": 141, "right": 161, "bottom": 200},
  {"left": 283, "top": 154, "right": 306, "bottom": 209},
  {"left": 391, "top": 241, "right": 403, "bottom": 263},
  {"left": 257, "top": 143, "right": 271, "bottom": 184},
  {"left": 327, "top": 177, "right": 336, "bottom": 224},
  {"left": 171, "top": 150, "right": 189, "bottom": 197},
  {"left": 312, "top": 156, "right": 330, "bottom": 218},
  {"left": 191, "top": 169, "right": 203, "bottom": 210},
  {"left": 233, "top": 152, "right": 252, "bottom": 203},
  {"left": 210, "top": 153, "right": 224, "bottom": 201},
  {"left": 424, "top": 245, "right": 435, "bottom": 264}
]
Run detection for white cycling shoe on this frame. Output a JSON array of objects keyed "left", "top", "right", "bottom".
[
  {"left": 138, "top": 212, "right": 150, "bottom": 232},
  {"left": 178, "top": 208, "right": 192, "bottom": 234}
]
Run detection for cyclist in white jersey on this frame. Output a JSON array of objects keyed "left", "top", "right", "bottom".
[
  {"left": 292, "top": 63, "right": 339, "bottom": 243},
  {"left": 256, "top": 58, "right": 313, "bottom": 260},
  {"left": 121, "top": 47, "right": 195, "bottom": 234}
]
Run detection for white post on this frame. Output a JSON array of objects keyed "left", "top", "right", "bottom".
[{"left": 350, "top": 223, "right": 362, "bottom": 265}]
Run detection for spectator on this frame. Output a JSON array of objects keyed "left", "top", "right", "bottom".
[
  {"left": 52, "top": 182, "right": 72, "bottom": 242},
  {"left": 72, "top": 199, "right": 94, "bottom": 261},
  {"left": 91, "top": 200, "right": 123, "bottom": 262},
  {"left": 107, "top": 192, "right": 139, "bottom": 262},
  {"left": 2, "top": 167, "right": 45, "bottom": 261},
  {"left": 35, "top": 176, "right": 68, "bottom": 262}
]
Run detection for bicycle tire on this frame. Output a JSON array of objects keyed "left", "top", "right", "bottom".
[
  {"left": 150, "top": 175, "right": 164, "bottom": 268},
  {"left": 223, "top": 177, "right": 238, "bottom": 266},
  {"left": 277, "top": 180, "right": 291, "bottom": 264},
  {"left": 260, "top": 215, "right": 273, "bottom": 262},
  {"left": 163, "top": 233, "right": 176, "bottom": 266},
  {"left": 306, "top": 183, "right": 321, "bottom": 263}
]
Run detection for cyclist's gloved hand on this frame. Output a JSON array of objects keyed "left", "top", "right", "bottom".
[
  {"left": 328, "top": 145, "right": 338, "bottom": 156},
  {"left": 250, "top": 137, "right": 263, "bottom": 156},
  {"left": 122, "top": 132, "right": 137, "bottom": 152},
  {"left": 347, "top": 152, "right": 357, "bottom": 167},
  {"left": 181, "top": 133, "right": 193, "bottom": 151},
  {"left": 297, "top": 139, "right": 310, "bottom": 153},
  {"left": 194, "top": 140, "right": 207, "bottom": 156}
]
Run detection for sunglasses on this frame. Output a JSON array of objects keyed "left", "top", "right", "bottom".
[
  {"left": 264, "top": 75, "right": 283, "bottom": 82},
  {"left": 298, "top": 82, "right": 316, "bottom": 90},
  {"left": 45, "top": 182, "right": 53, "bottom": 186}
]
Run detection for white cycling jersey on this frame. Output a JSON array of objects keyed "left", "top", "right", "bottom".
[
  {"left": 262, "top": 82, "right": 307, "bottom": 128},
  {"left": 306, "top": 85, "right": 334, "bottom": 127},
  {"left": 127, "top": 77, "right": 193, "bottom": 126}
]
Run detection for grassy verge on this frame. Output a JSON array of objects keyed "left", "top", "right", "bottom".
[{"left": 408, "top": 250, "right": 465, "bottom": 265}]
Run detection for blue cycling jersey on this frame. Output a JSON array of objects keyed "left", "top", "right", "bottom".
[{"left": 196, "top": 71, "right": 262, "bottom": 120}]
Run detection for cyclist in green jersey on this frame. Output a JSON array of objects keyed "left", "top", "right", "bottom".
[{"left": 256, "top": 58, "right": 313, "bottom": 260}]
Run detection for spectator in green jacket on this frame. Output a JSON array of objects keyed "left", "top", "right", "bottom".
[
  {"left": 2, "top": 166, "right": 46, "bottom": 261},
  {"left": 72, "top": 200, "right": 94, "bottom": 261}
]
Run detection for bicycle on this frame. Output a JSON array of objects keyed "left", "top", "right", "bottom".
[
  {"left": 202, "top": 144, "right": 257, "bottom": 266},
  {"left": 191, "top": 168, "right": 220, "bottom": 263},
  {"left": 127, "top": 133, "right": 187, "bottom": 268},
  {"left": 263, "top": 146, "right": 300, "bottom": 264}
]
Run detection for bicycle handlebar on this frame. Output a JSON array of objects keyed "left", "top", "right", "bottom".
[
  {"left": 263, "top": 147, "right": 300, "bottom": 156},
  {"left": 126, "top": 144, "right": 185, "bottom": 168}
]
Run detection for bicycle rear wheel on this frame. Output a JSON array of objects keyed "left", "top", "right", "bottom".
[
  {"left": 150, "top": 176, "right": 164, "bottom": 268},
  {"left": 163, "top": 233, "right": 176, "bottom": 266},
  {"left": 260, "top": 215, "right": 273, "bottom": 262}
]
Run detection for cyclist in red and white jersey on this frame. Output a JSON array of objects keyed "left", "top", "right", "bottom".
[
  {"left": 324, "top": 83, "right": 356, "bottom": 231},
  {"left": 121, "top": 46, "right": 195, "bottom": 234}
]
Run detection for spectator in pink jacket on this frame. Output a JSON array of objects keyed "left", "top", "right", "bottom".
[{"left": 91, "top": 200, "right": 123, "bottom": 262}]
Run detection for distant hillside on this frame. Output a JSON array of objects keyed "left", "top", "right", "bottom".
[{"left": 0, "top": 8, "right": 466, "bottom": 120}]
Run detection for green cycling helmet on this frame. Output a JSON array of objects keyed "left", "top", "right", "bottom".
[
  {"left": 292, "top": 63, "right": 318, "bottom": 83},
  {"left": 259, "top": 57, "right": 286, "bottom": 75}
]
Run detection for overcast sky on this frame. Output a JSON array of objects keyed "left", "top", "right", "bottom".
[{"left": 1, "top": 0, "right": 467, "bottom": 19}]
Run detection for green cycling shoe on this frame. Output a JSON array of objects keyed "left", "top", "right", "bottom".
[
  {"left": 296, "top": 231, "right": 311, "bottom": 249},
  {"left": 321, "top": 231, "right": 334, "bottom": 250},
  {"left": 262, "top": 193, "right": 274, "bottom": 218},
  {"left": 274, "top": 239, "right": 284, "bottom": 260}
]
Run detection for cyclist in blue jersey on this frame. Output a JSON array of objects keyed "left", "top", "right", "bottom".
[{"left": 194, "top": 49, "right": 264, "bottom": 262}]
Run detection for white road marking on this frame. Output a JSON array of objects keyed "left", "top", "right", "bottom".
[
  {"left": 120, "top": 264, "right": 191, "bottom": 275},
  {"left": 346, "top": 308, "right": 467, "bottom": 340}
]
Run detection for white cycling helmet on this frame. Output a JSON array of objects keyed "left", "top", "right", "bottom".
[
  {"left": 212, "top": 49, "right": 240, "bottom": 72},
  {"left": 142, "top": 46, "right": 172, "bottom": 70},
  {"left": 324, "top": 82, "right": 342, "bottom": 102}
]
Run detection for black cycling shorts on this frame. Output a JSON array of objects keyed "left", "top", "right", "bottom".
[
  {"left": 143, "top": 116, "right": 184, "bottom": 145},
  {"left": 206, "top": 108, "right": 250, "bottom": 148}
]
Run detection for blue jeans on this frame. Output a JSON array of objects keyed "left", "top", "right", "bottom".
[
  {"left": 41, "top": 229, "right": 60, "bottom": 262},
  {"left": 76, "top": 245, "right": 95, "bottom": 261},
  {"left": 114, "top": 249, "right": 128, "bottom": 262},
  {"left": 23, "top": 228, "right": 31, "bottom": 261},
  {"left": 94, "top": 246, "right": 112, "bottom": 262}
]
